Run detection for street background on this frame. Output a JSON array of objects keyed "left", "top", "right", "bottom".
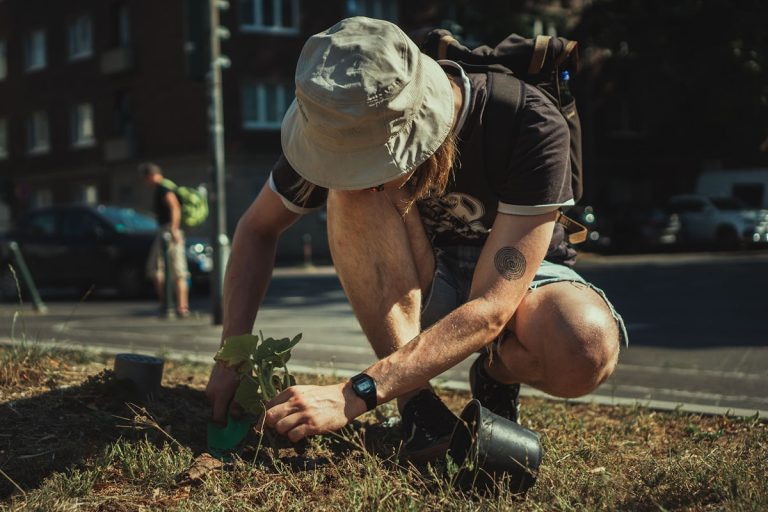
[{"left": 2, "top": 251, "right": 766, "bottom": 417}]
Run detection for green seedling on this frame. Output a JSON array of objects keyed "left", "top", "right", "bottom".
[{"left": 207, "top": 331, "right": 302, "bottom": 459}]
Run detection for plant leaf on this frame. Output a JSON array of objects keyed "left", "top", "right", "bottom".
[
  {"left": 214, "top": 334, "right": 260, "bottom": 370},
  {"left": 254, "top": 334, "right": 302, "bottom": 365},
  {"left": 234, "top": 375, "right": 265, "bottom": 417}
]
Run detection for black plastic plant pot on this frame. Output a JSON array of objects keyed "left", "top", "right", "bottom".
[
  {"left": 114, "top": 353, "right": 165, "bottom": 400},
  {"left": 448, "top": 399, "right": 543, "bottom": 494}
]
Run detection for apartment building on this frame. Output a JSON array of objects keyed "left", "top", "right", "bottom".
[{"left": 0, "top": 0, "right": 439, "bottom": 256}]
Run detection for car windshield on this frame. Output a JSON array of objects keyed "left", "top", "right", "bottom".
[{"left": 97, "top": 206, "right": 157, "bottom": 233}]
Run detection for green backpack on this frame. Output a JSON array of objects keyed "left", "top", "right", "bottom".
[{"left": 161, "top": 179, "right": 209, "bottom": 228}]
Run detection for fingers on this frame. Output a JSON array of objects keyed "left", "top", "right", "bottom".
[
  {"left": 210, "top": 394, "right": 230, "bottom": 425},
  {"left": 272, "top": 413, "right": 317, "bottom": 443},
  {"left": 264, "top": 397, "right": 301, "bottom": 428},
  {"left": 273, "top": 412, "right": 306, "bottom": 437},
  {"left": 265, "top": 387, "right": 294, "bottom": 409},
  {"left": 229, "top": 401, "right": 245, "bottom": 421},
  {"left": 206, "top": 363, "right": 241, "bottom": 425},
  {"left": 286, "top": 424, "right": 313, "bottom": 443}
]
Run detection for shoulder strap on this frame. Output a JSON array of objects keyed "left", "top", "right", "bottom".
[
  {"left": 484, "top": 72, "right": 525, "bottom": 180},
  {"left": 528, "top": 35, "right": 551, "bottom": 75},
  {"left": 160, "top": 179, "right": 178, "bottom": 191}
]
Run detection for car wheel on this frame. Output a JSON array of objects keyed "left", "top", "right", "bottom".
[
  {"left": 715, "top": 226, "right": 741, "bottom": 251},
  {"left": 116, "top": 265, "right": 148, "bottom": 299}
]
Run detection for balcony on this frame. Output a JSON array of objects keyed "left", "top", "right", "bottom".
[
  {"left": 103, "top": 136, "right": 134, "bottom": 161},
  {"left": 100, "top": 47, "right": 134, "bottom": 75}
]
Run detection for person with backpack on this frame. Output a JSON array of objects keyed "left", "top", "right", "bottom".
[
  {"left": 140, "top": 162, "right": 191, "bottom": 318},
  {"left": 205, "top": 17, "right": 628, "bottom": 461}
]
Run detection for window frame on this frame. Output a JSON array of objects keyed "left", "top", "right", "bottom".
[
  {"left": 241, "top": 82, "right": 294, "bottom": 131},
  {"left": 0, "top": 118, "right": 8, "bottom": 159},
  {"left": 345, "top": 0, "right": 399, "bottom": 22},
  {"left": 26, "top": 110, "right": 51, "bottom": 155},
  {"left": 68, "top": 15, "right": 94, "bottom": 61},
  {"left": 70, "top": 102, "right": 96, "bottom": 149},
  {"left": 0, "top": 40, "right": 6, "bottom": 80},
  {"left": 24, "top": 29, "right": 47, "bottom": 72},
  {"left": 239, "top": 0, "right": 300, "bottom": 35}
]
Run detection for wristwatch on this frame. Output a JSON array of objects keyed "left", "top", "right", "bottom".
[{"left": 349, "top": 373, "right": 377, "bottom": 411}]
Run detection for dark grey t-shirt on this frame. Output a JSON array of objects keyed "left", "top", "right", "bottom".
[{"left": 269, "top": 68, "right": 575, "bottom": 263}]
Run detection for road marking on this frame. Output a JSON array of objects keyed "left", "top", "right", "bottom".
[{"left": 617, "top": 363, "right": 767, "bottom": 381}]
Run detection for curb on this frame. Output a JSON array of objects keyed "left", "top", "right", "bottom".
[{"left": 2, "top": 338, "right": 764, "bottom": 420}]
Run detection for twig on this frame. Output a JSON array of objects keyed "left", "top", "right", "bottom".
[
  {"left": 123, "top": 403, "right": 185, "bottom": 450},
  {"left": 0, "top": 466, "right": 26, "bottom": 496},
  {"left": 17, "top": 449, "right": 56, "bottom": 460},
  {"left": 57, "top": 285, "right": 95, "bottom": 343}
]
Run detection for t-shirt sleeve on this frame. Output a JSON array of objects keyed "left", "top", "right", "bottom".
[
  {"left": 269, "top": 153, "right": 328, "bottom": 214},
  {"left": 491, "top": 87, "right": 574, "bottom": 215}
]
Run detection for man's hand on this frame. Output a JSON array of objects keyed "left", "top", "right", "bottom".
[
  {"left": 262, "top": 382, "right": 368, "bottom": 442},
  {"left": 205, "top": 361, "right": 242, "bottom": 424},
  {"left": 170, "top": 228, "right": 182, "bottom": 245}
]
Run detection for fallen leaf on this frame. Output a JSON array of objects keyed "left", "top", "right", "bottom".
[{"left": 176, "top": 453, "right": 224, "bottom": 485}]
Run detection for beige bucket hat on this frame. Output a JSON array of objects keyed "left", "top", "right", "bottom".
[{"left": 281, "top": 17, "right": 455, "bottom": 190}]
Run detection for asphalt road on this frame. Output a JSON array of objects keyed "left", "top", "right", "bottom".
[{"left": 1, "top": 251, "right": 766, "bottom": 416}]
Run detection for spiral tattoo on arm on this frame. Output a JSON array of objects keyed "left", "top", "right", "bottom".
[{"left": 494, "top": 247, "right": 527, "bottom": 281}]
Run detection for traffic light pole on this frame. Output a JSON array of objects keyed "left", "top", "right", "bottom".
[{"left": 208, "top": 0, "right": 230, "bottom": 326}]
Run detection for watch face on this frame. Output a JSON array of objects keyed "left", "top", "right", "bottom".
[{"left": 355, "top": 378, "right": 374, "bottom": 395}]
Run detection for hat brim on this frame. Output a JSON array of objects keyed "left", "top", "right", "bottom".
[{"left": 281, "top": 55, "right": 455, "bottom": 190}]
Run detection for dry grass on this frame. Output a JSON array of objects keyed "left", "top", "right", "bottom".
[{"left": 1, "top": 344, "right": 766, "bottom": 511}]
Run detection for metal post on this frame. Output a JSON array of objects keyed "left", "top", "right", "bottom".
[
  {"left": 162, "top": 232, "right": 175, "bottom": 318},
  {"left": 7, "top": 241, "right": 47, "bottom": 314},
  {"left": 208, "top": 0, "right": 230, "bottom": 325}
]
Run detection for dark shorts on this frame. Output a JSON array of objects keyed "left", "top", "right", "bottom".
[{"left": 420, "top": 246, "right": 628, "bottom": 347}]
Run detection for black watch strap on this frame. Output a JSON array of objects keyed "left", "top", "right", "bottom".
[{"left": 350, "top": 373, "right": 377, "bottom": 411}]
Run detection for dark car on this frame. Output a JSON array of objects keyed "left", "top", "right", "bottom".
[{"left": 0, "top": 205, "right": 211, "bottom": 300}]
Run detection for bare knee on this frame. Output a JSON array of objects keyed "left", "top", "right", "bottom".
[{"left": 547, "top": 305, "right": 619, "bottom": 398}]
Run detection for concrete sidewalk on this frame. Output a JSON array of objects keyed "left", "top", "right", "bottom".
[{"left": 1, "top": 255, "right": 767, "bottom": 418}]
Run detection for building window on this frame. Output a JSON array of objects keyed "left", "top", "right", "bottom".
[
  {"left": 68, "top": 15, "right": 94, "bottom": 60},
  {"left": 242, "top": 82, "right": 294, "bottom": 130},
  {"left": 0, "top": 119, "right": 8, "bottom": 159},
  {"left": 346, "top": 0, "right": 398, "bottom": 22},
  {"left": 26, "top": 111, "right": 50, "bottom": 155},
  {"left": 33, "top": 190, "right": 53, "bottom": 209},
  {"left": 239, "top": 0, "right": 300, "bottom": 34},
  {"left": 110, "top": 1, "right": 131, "bottom": 47},
  {"left": 112, "top": 91, "right": 133, "bottom": 136},
  {"left": 0, "top": 41, "right": 6, "bottom": 80},
  {"left": 71, "top": 103, "right": 96, "bottom": 148},
  {"left": 81, "top": 184, "right": 99, "bottom": 205},
  {"left": 24, "top": 29, "right": 47, "bottom": 71}
]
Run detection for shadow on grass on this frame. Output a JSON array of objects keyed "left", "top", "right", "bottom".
[
  {"left": 0, "top": 370, "right": 415, "bottom": 500},
  {"left": 0, "top": 371, "right": 209, "bottom": 499}
]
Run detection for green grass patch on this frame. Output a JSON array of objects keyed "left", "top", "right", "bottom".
[{"left": 1, "top": 344, "right": 766, "bottom": 511}]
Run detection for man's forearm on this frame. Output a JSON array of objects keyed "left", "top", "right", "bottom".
[
  {"left": 220, "top": 228, "right": 278, "bottom": 343},
  {"left": 364, "top": 297, "right": 504, "bottom": 405}
]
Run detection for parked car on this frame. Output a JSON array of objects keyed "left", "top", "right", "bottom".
[
  {"left": 609, "top": 206, "right": 681, "bottom": 254},
  {"left": 665, "top": 195, "right": 764, "bottom": 250},
  {"left": 0, "top": 205, "right": 212, "bottom": 300}
]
